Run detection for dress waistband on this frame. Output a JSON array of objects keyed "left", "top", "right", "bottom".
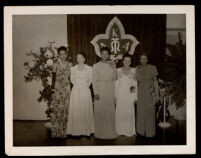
[
  {"left": 97, "top": 80, "right": 114, "bottom": 83},
  {"left": 138, "top": 80, "right": 154, "bottom": 87}
]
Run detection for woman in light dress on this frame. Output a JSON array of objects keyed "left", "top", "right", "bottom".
[
  {"left": 67, "top": 51, "right": 94, "bottom": 136},
  {"left": 92, "top": 47, "right": 117, "bottom": 139},
  {"left": 115, "top": 53, "right": 137, "bottom": 137}
]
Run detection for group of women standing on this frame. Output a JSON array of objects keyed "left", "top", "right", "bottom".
[{"left": 50, "top": 46, "right": 159, "bottom": 139}]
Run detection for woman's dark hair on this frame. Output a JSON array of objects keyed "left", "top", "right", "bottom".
[
  {"left": 77, "top": 50, "right": 87, "bottom": 59},
  {"left": 140, "top": 52, "right": 149, "bottom": 59},
  {"left": 122, "top": 53, "right": 133, "bottom": 65},
  {"left": 57, "top": 46, "right": 68, "bottom": 55},
  {"left": 122, "top": 53, "right": 132, "bottom": 60},
  {"left": 100, "top": 47, "right": 111, "bottom": 55}
]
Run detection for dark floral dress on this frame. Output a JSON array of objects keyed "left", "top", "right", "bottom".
[{"left": 50, "top": 61, "right": 71, "bottom": 138}]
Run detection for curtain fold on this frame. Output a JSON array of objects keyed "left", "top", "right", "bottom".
[{"left": 67, "top": 14, "right": 166, "bottom": 77}]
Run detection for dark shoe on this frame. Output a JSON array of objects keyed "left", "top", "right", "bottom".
[{"left": 136, "top": 133, "right": 145, "bottom": 137}]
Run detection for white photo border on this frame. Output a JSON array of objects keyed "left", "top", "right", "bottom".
[{"left": 4, "top": 5, "right": 196, "bottom": 156}]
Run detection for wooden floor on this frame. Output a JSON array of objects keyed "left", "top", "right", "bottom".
[{"left": 13, "top": 117, "right": 186, "bottom": 146}]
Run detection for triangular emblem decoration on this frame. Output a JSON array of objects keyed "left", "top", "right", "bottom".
[{"left": 91, "top": 16, "right": 139, "bottom": 60}]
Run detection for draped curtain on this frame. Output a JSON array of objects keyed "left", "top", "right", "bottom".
[{"left": 67, "top": 14, "right": 166, "bottom": 77}]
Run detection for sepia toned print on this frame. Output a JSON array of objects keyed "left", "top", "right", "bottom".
[{"left": 4, "top": 5, "right": 195, "bottom": 156}]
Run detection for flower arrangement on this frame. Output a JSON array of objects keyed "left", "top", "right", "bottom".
[
  {"left": 164, "top": 32, "right": 186, "bottom": 109},
  {"left": 24, "top": 41, "right": 69, "bottom": 119}
]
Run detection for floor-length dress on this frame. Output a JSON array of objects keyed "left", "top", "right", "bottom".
[
  {"left": 136, "top": 64, "right": 158, "bottom": 137},
  {"left": 50, "top": 61, "right": 71, "bottom": 138},
  {"left": 92, "top": 61, "right": 117, "bottom": 139},
  {"left": 67, "top": 64, "right": 94, "bottom": 136},
  {"left": 115, "top": 68, "right": 137, "bottom": 137}
]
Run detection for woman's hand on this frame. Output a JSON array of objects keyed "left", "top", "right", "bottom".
[
  {"left": 50, "top": 105, "right": 54, "bottom": 111},
  {"left": 94, "top": 94, "right": 100, "bottom": 100},
  {"left": 130, "top": 86, "right": 136, "bottom": 93},
  {"left": 155, "top": 95, "right": 160, "bottom": 103},
  {"left": 51, "top": 88, "right": 55, "bottom": 93}
]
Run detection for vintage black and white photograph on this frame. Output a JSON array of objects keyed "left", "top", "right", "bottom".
[{"left": 4, "top": 6, "right": 195, "bottom": 155}]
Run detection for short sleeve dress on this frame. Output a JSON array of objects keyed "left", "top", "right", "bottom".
[
  {"left": 67, "top": 64, "right": 94, "bottom": 136},
  {"left": 50, "top": 61, "right": 71, "bottom": 138},
  {"left": 136, "top": 64, "right": 158, "bottom": 137}
]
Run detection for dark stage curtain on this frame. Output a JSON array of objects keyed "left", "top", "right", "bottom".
[{"left": 67, "top": 14, "right": 166, "bottom": 77}]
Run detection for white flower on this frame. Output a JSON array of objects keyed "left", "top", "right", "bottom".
[
  {"left": 39, "top": 65, "right": 43, "bottom": 70},
  {"left": 159, "top": 78, "right": 164, "bottom": 83},
  {"left": 110, "top": 55, "right": 115, "bottom": 60},
  {"left": 44, "top": 49, "right": 53, "bottom": 59},
  {"left": 28, "top": 56, "right": 35, "bottom": 61},
  {"left": 117, "top": 54, "right": 123, "bottom": 59},
  {"left": 53, "top": 47, "right": 58, "bottom": 57},
  {"left": 46, "top": 59, "right": 53, "bottom": 66},
  {"left": 35, "top": 58, "right": 39, "bottom": 61},
  {"left": 166, "top": 48, "right": 172, "bottom": 56},
  {"left": 160, "top": 88, "right": 166, "bottom": 97},
  {"left": 28, "top": 61, "right": 35, "bottom": 68},
  {"left": 47, "top": 76, "right": 52, "bottom": 85}
]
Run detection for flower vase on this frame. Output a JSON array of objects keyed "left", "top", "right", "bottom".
[
  {"left": 44, "top": 121, "right": 52, "bottom": 129},
  {"left": 174, "top": 99, "right": 186, "bottom": 120}
]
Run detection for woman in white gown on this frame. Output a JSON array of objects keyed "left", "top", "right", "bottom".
[
  {"left": 67, "top": 52, "right": 94, "bottom": 136},
  {"left": 115, "top": 54, "right": 137, "bottom": 137}
]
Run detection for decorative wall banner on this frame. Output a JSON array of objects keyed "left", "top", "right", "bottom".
[{"left": 91, "top": 16, "right": 139, "bottom": 60}]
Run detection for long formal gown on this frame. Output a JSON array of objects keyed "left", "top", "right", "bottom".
[
  {"left": 67, "top": 64, "right": 94, "bottom": 136},
  {"left": 115, "top": 68, "right": 137, "bottom": 137},
  {"left": 50, "top": 60, "right": 71, "bottom": 138},
  {"left": 92, "top": 61, "right": 117, "bottom": 139},
  {"left": 136, "top": 64, "right": 158, "bottom": 137}
]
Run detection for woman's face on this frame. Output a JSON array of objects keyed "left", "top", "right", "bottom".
[
  {"left": 59, "top": 50, "right": 67, "bottom": 61},
  {"left": 140, "top": 55, "right": 148, "bottom": 65},
  {"left": 123, "top": 57, "right": 131, "bottom": 68},
  {"left": 101, "top": 50, "right": 110, "bottom": 61},
  {"left": 77, "top": 54, "right": 85, "bottom": 64}
]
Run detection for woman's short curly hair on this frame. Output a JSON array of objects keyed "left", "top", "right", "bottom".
[
  {"left": 57, "top": 46, "right": 67, "bottom": 55},
  {"left": 100, "top": 47, "right": 111, "bottom": 55}
]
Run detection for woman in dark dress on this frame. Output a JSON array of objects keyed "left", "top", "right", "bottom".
[
  {"left": 50, "top": 46, "right": 72, "bottom": 138},
  {"left": 136, "top": 54, "right": 159, "bottom": 137}
]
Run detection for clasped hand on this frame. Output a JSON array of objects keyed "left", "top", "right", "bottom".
[
  {"left": 94, "top": 94, "right": 100, "bottom": 100},
  {"left": 130, "top": 86, "right": 136, "bottom": 93}
]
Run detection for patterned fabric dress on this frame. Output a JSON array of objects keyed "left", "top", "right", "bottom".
[{"left": 50, "top": 60, "right": 71, "bottom": 138}]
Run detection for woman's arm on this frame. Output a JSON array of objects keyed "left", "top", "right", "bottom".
[
  {"left": 92, "top": 64, "right": 99, "bottom": 94},
  {"left": 113, "top": 62, "right": 117, "bottom": 81},
  {"left": 70, "top": 66, "right": 75, "bottom": 85},
  {"left": 130, "top": 68, "right": 137, "bottom": 94},
  {"left": 92, "top": 64, "right": 100, "bottom": 100},
  {"left": 114, "top": 68, "right": 118, "bottom": 81},
  {"left": 51, "top": 63, "right": 57, "bottom": 89},
  {"left": 153, "top": 66, "right": 159, "bottom": 102},
  {"left": 88, "top": 66, "right": 93, "bottom": 86},
  {"left": 68, "top": 62, "right": 73, "bottom": 68},
  {"left": 115, "top": 68, "right": 120, "bottom": 98},
  {"left": 133, "top": 68, "right": 137, "bottom": 81}
]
